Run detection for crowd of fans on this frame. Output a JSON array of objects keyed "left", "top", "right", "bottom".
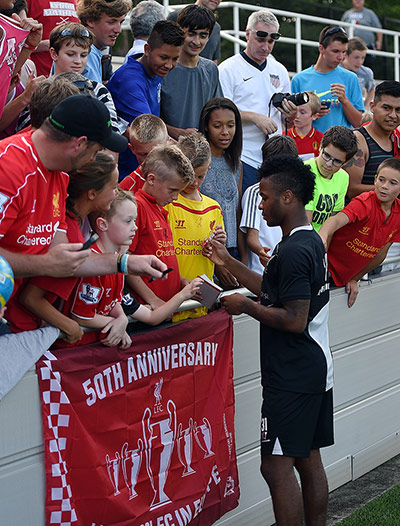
[{"left": 0, "top": 0, "right": 399, "bottom": 343}]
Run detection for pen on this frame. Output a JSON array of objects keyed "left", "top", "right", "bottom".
[{"left": 149, "top": 267, "right": 174, "bottom": 283}]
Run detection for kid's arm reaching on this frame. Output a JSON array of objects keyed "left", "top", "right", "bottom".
[{"left": 318, "top": 211, "right": 350, "bottom": 251}]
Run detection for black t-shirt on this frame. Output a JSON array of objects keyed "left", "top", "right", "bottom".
[{"left": 260, "top": 226, "right": 332, "bottom": 394}]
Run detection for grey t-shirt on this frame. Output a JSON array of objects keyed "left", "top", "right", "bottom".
[
  {"left": 341, "top": 7, "right": 381, "bottom": 47},
  {"left": 168, "top": 9, "right": 221, "bottom": 61},
  {"left": 161, "top": 57, "right": 223, "bottom": 129}
]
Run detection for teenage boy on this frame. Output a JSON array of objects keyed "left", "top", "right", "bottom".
[
  {"left": 341, "top": 37, "right": 375, "bottom": 107},
  {"left": 161, "top": 4, "right": 222, "bottom": 140},
  {"left": 126, "top": 144, "right": 195, "bottom": 308},
  {"left": 205, "top": 154, "right": 333, "bottom": 526},
  {"left": 292, "top": 25, "right": 364, "bottom": 133},
  {"left": 305, "top": 126, "right": 358, "bottom": 232},
  {"left": 120, "top": 114, "right": 168, "bottom": 190},
  {"left": 284, "top": 91, "right": 323, "bottom": 160},
  {"left": 77, "top": 0, "right": 131, "bottom": 83},
  {"left": 108, "top": 20, "right": 185, "bottom": 178},
  {"left": 319, "top": 158, "right": 400, "bottom": 307},
  {"left": 344, "top": 80, "right": 400, "bottom": 199}
]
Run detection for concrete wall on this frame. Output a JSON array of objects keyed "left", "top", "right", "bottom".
[{"left": 1, "top": 272, "right": 400, "bottom": 525}]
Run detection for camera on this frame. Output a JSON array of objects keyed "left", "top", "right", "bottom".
[{"left": 271, "top": 91, "right": 309, "bottom": 109}]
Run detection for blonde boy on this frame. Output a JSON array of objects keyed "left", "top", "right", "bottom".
[
  {"left": 285, "top": 91, "right": 323, "bottom": 160},
  {"left": 319, "top": 158, "right": 400, "bottom": 307},
  {"left": 120, "top": 114, "right": 168, "bottom": 190},
  {"left": 126, "top": 144, "right": 195, "bottom": 308}
]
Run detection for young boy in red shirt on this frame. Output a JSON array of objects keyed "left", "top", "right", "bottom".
[
  {"left": 319, "top": 157, "right": 400, "bottom": 307},
  {"left": 284, "top": 91, "right": 324, "bottom": 160},
  {"left": 126, "top": 144, "right": 195, "bottom": 309},
  {"left": 119, "top": 114, "right": 168, "bottom": 189}
]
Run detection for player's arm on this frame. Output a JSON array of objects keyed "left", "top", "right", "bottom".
[
  {"left": 19, "top": 283, "right": 83, "bottom": 343},
  {"left": 318, "top": 211, "right": 350, "bottom": 251},
  {"left": 221, "top": 295, "right": 310, "bottom": 334},
  {"left": 166, "top": 124, "right": 198, "bottom": 141},
  {"left": 330, "top": 83, "right": 362, "bottom": 128}
]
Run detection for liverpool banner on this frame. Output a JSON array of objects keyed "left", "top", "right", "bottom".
[{"left": 36, "top": 309, "right": 239, "bottom": 526}]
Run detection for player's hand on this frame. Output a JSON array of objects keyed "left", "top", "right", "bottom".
[
  {"left": 330, "top": 83, "right": 346, "bottom": 103},
  {"left": 42, "top": 243, "right": 90, "bottom": 277},
  {"left": 258, "top": 246, "right": 271, "bottom": 267},
  {"left": 215, "top": 265, "right": 239, "bottom": 289},
  {"left": 18, "top": 17, "right": 43, "bottom": 48},
  {"left": 345, "top": 279, "right": 359, "bottom": 308},
  {"left": 101, "top": 314, "right": 128, "bottom": 347},
  {"left": 62, "top": 319, "right": 84, "bottom": 343},
  {"left": 253, "top": 114, "right": 278, "bottom": 135},
  {"left": 127, "top": 254, "right": 167, "bottom": 278},
  {"left": 203, "top": 238, "right": 230, "bottom": 266},
  {"left": 220, "top": 293, "right": 246, "bottom": 315}
]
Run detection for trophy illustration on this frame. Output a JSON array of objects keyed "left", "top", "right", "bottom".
[
  {"left": 194, "top": 417, "right": 214, "bottom": 458},
  {"left": 177, "top": 418, "right": 196, "bottom": 477},
  {"left": 121, "top": 440, "right": 143, "bottom": 500},
  {"left": 142, "top": 397, "right": 177, "bottom": 510},
  {"left": 106, "top": 451, "right": 121, "bottom": 496}
]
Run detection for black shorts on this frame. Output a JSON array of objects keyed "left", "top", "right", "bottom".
[{"left": 260, "top": 387, "right": 334, "bottom": 458}]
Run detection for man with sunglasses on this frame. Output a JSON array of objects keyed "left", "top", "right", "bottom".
[
  {"left": 292, "top": 25, "right": 364, "bottom": 134},
  {"left": 219, "top": 10, "right": 297, "bottom": 193}
]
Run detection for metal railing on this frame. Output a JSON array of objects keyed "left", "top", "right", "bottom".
[{"left": 119, "top": 1, "right": 400, "bottom": 80}]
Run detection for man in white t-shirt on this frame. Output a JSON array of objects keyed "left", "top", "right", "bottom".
[{"left": 218, "top": 9, "right": 296, "bottom": 192}]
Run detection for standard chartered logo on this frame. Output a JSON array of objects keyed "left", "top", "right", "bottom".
[{"left": 17, "top": 221, "right": 60, "bottom": 246}]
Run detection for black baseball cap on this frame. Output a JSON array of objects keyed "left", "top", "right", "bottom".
[{"left": 49, "top": 95, "right": 128, "bottom": 153}]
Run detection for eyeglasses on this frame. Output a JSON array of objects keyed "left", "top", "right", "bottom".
[
  {"left": 321, "top": 149, "right": 345, "bottom": 167},
  {"left": 320, "top": 26, "right": 347, "bottom": 44},
  {"left": 53, "top": 27, "right": 91, "bottom": 42},
  {"left": 249, "top": 29, "right": 281, "bottom": 41}
]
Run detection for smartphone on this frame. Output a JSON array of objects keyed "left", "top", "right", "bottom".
[
  {"left": 80, "top": 233, "right": 99, "bottom": 251},
  {"left": 149, "top": 267, "right": 174, "bottom": 283},
  {"left": 322, "top": 100, "right": 331, "bottom": 109}
]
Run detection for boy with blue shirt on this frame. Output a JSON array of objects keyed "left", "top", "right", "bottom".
[
  {"left": 292, "top": 26, "right": 364, "bottom": 133},
  {"left": 108, "top": 20, "right": 185, "bottom": 178}
]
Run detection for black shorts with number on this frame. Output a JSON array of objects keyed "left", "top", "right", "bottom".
[{"left": 260, "top": 387, "right": 334, "bottom": 458}]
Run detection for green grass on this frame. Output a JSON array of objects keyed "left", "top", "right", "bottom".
[{"left": 335, "top": 483, "right": 400, "bottom": 525}]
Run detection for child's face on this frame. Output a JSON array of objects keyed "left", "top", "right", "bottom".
[
  {"left": 129, "top": 138, "right": 162, "bottom": 165},
  {"left": 206, "top": 108, "right": 236, "bottom": 153},
  {"left": 147, "top": 171, "right": 188, "bottom": 206},
  {"left": 293, "top": 103, "right": 315, "bottom": 130},
  {"left": 181, "top": 27, "right": 210, "bottom": 58},
  {"left": 375, "top": 167, "right": 400, "bottom": 204},
  {"left": 316, "top": 144, "right": 347, "bottom": 178},
  {"left": 181, "top": 161, "right": 210, "bottom": 196},
  {"left": 51, "top": 42, "right": 89, "bottom": 74},
  {"left": 107, "top": 200, "right": 138, "bottom": 247},
  {"left": 86, "top": 13, "right": 126, "bottom": 49},
  {"left": 145, "top": 43, "right": 181, "bottom": 77},
  {"left": 346, "top": 49, "right": 366, "bottom": 72},
  {"left": 92, "top": 167, "right": 119, "bottom": 211}
]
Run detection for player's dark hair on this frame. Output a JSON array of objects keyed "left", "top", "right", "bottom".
[
  {"left": 321, "top": 125, "right": 358, "bottom": 161},
  {"left": 147, "top": 20, "right": 185, "bottom": 49},
  {"left": 374, "top": 81, "right": 400, "bottom": 103},
  {"left": 258, "top": 154, "right": 315, "bottom": 205},
  {"left": 199, "top": 97, "right": 242, "bottom": 172},
  {"left": 177, "top": 4, "right": 215, "bottom": 34}
]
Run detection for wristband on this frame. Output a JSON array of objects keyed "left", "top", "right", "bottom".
[
  {"left": 23, "top": 42, "right": 37, "bottom": 50},
  {"left": 117, "top": 253, "right": 129, "bottom": 274}
]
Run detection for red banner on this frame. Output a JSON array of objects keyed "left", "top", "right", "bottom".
[{"left": 36, "top": 309, "right": 239, "bottom": 526}]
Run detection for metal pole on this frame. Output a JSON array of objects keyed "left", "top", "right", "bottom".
[
  {"left": 295, "top": 16, "right": 302, "bottom": 73},
  {"left": 233, "top": 5, "right": 240, "bottom": 55}
]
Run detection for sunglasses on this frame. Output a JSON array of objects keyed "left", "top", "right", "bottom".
[
  {"left": 249, "top": 29, "right": 281, "bottom": 41},
  {"left": 53, "top": 27, "right": 91, "bottom": 41},
  {"left": 320, "top": 26, "right": 347, "bottom": 44}
]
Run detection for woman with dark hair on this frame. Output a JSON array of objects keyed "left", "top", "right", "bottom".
[{"left": 198, "top": 97, "right": 243, "bottom": 286}]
